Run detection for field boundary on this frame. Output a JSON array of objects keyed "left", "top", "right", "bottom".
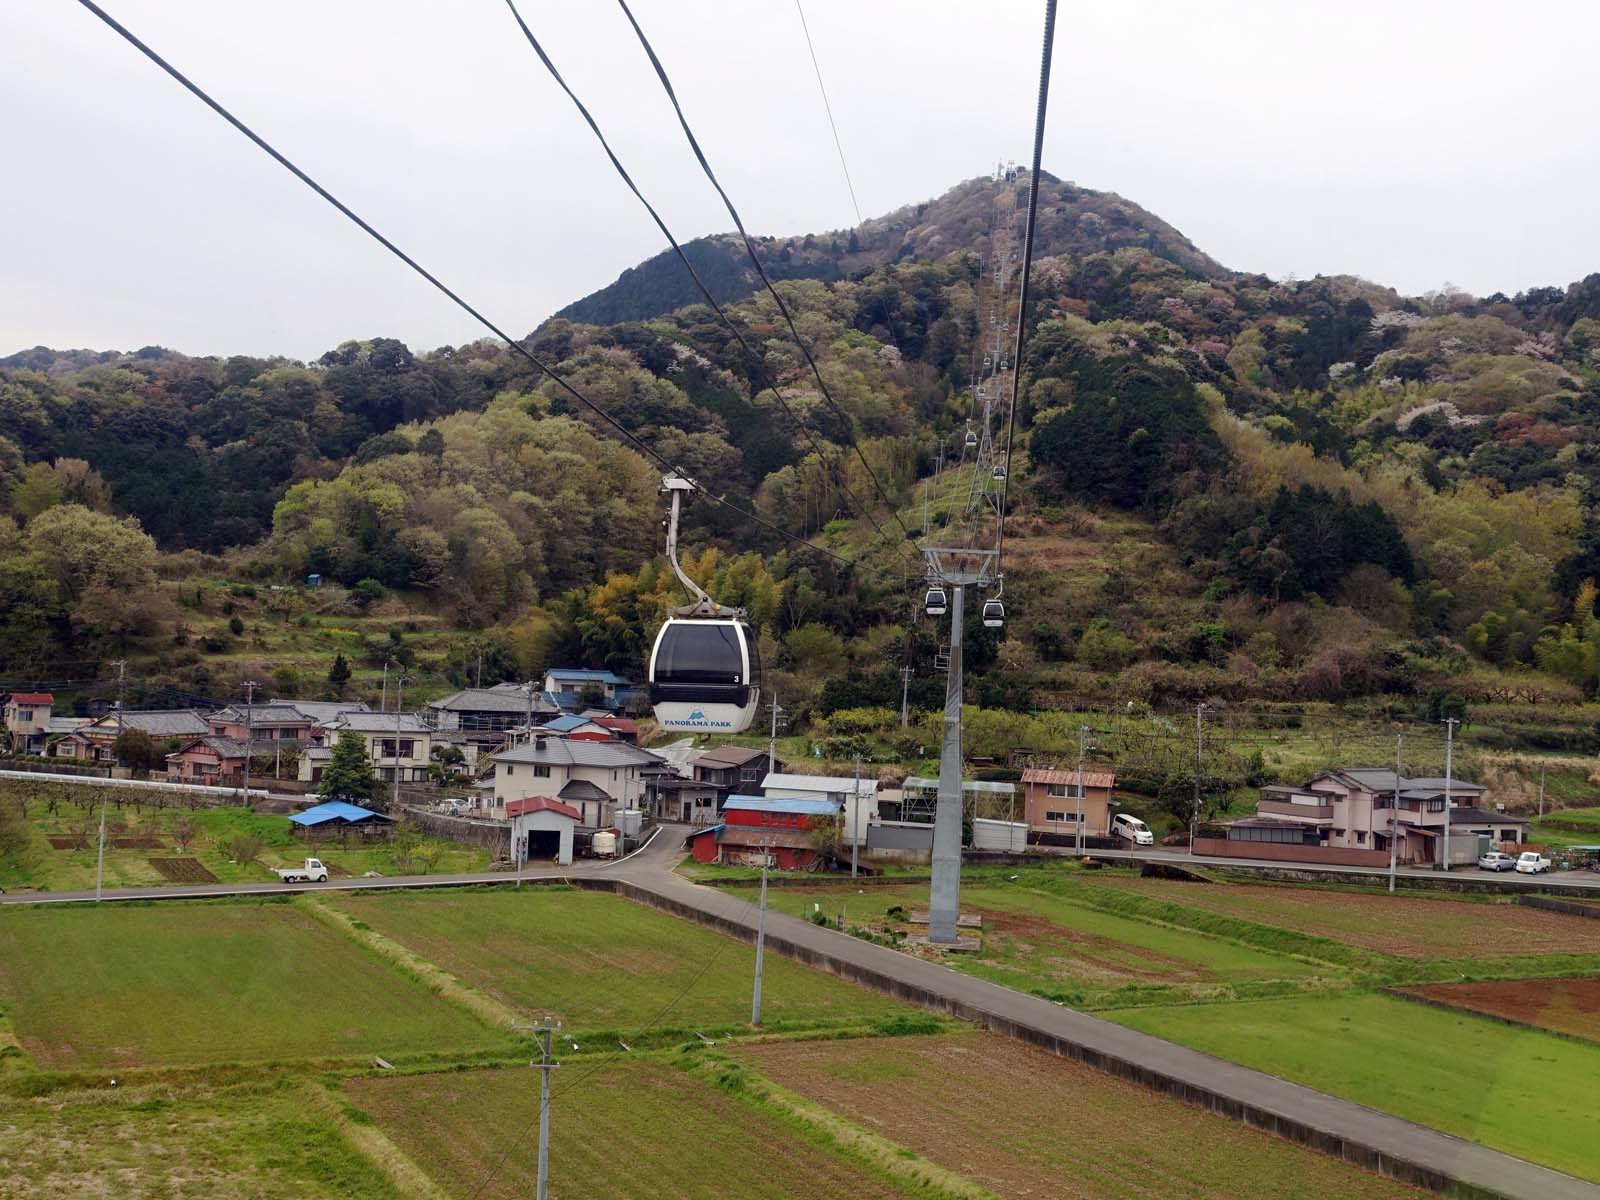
[
  {"left": 1519, "top": 895, "right": 1600, "bottom": 921},
  {"left": 304, "top": 1079, "right": 450, "bottom": 1200},
  {"left": 683, "top": 1051, "right": 1000, "bottom": 1200},
  {"left": 295, "top": 895, "right": 523, "bottom": 1032},
  {"left": 1385, "top": 985, "right": 1600, "bottom": 1049},
  {"left": 601, "top": 875, "right": 1573, "bottom": 1200}
]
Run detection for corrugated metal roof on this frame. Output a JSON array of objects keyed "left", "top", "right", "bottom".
[
  {"left": 290, "top": 801, "right": 392, "bottom": 825},
  {"left": 507, "top": 796, "right": 581, "bottom": 821},
  {"left": 725, "top": 794, "right": 840, "bottom": 815},
  {"left": 6, "top": 692, "right": 53, "bottom": 705},
  {"left": 684, "top": 823, "right": 724, "bottom": 840},
  {"left": 902, "top": 776, "right": 1016, "bottom": 794},
  {"left": 546, "top": 668, "right": 630, "bottom": 684},
  {"left": 325, "top": 712, "right": 431, "bottom": 734},
  {"left": 761, "top": 772, "right": 878, "bottom": 796},
  {"left": 696, "top": 744, "right": 768, "bottom": 767},
  {"left": 1022, "top": 767, "right": 1116, "bottom": 788}
]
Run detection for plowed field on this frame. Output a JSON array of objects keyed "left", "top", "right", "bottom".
[
  {"left": 737, "top": 1033, "right": 1428, "bottom": 1199},
  {"left": 1405, "top": 976, "right": 1600, "bottom": 1041}
]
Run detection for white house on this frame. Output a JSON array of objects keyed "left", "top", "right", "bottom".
[
  {"left": 302, "top": 712, "right": 433, "bottom": 784},
  {"left": 491, "top": 734, "right": 661, "bottom": 827},
  {"left": 761, "top": 771, "right": 879, "bottom": 847}
]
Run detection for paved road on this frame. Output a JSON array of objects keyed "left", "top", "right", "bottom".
[
  {"left": 1073, "top": 844, "right": 1600, "bottom": 894},
  {"left": 2, "top": 824, "right": 1595, "bottom": 1198}
]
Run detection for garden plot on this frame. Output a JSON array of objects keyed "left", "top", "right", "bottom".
[{"left": 1404, "top": 975, "right": 1600, "bottom": 1042}]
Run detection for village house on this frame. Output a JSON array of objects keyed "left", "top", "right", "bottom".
[
  {"left": 51, "top": 709, "right": 211, "bottom": 762},
  {"left": 1020, "top": 767, "right": 1118, "bottom": 838},
  {"left": 541, "top": 668, "right": 637, "bottom": 712},
  {"left": 1245, "top": 769, "right": 1530, "bottom": 866},
  {"left": 538, "top": 714, "right": 616, "bottom": 741},
  {"left": 426, "top": 687, "right": 557, "bottom": 735},
  {"left": 206, "top": 702, "right": 319, "bottom": 745},
  {"left": 693, "top": 745, "right": 781, "bottom": 807},
  {"left": 490, "top": 734, "right": 661, "bottom": 828},
  {"left": 685, "top": 794, "right": 838, "bottom": 869},
  {"left": 272, "top": 699, "right": 371, "bottom": 724},
  {"left": 299, "top": 712, "right": 433, "bottom": 785},
  {"left": 164, "top": 735, "right": 252, "bottom": 782},
  {"left": 3, "top": 692, "right": 56, "bottom": 755},
  {"left": 590, "top": 715, "right": 639, "bottom": 745}
]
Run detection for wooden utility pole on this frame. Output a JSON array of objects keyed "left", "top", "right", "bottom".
[{"left": 751, "top": 849, "right": 770, "bottom": 1025}]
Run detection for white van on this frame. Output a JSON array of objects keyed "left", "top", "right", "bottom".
[{"left": 1111, "top": 813, "right": 1155, "bottom": 846}]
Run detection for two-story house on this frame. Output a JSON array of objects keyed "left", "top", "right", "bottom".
[
  {"left": 206, "top": 702, "right": 319, "bottom": 746},
  {"left": 693, "top": 746, "right": 780, "bottom": 807},
  {"left": 300, "top": 712, "right": 433, "bottom": 785},
  {"left": 542, "top": 668, "right": 634, "bottom": 712},
  {"left": 685, "top": 794, "right": 838, "bottom": 869},
  {"left": 491, "top": 734, "right": 662, "bottom": 827},
  {"left": 1253, "top": 769, "right": 1530, "bottom": 864},
  {"left": 761, "top": 771, "right": 877, "bottom": 849},
  {"left": 3, "top": 692, "right": 55, "bottom": 755},
  {"left": 1020, "top": 767, "right": 1118, "bottom": 837},
  {"left": 427, "top": 687, "right": 558, "bottom": 736}
]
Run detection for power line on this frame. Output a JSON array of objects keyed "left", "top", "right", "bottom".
[
  {"left": 792, "top": 0, "right": 862, "bottom": 227},
  {"left": 498, "top": 0, "right": 905, "bottom": 560},
  {"left": 613, "top": 0, "right": 917, "bottom": 546},
  {"left": 996, "top": 0, "right": 1058, "bottom": 570},
  {"left": 71, "top": 0, "right": 882, "bottom": 583}
]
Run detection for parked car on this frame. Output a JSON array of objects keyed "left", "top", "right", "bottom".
[
  {"left": 276, "top": 857, "right": 330, "bottom": 883},
  {"left": 439, "top": 798, "right": 470, "bottom": 814},
  {"left": 1111, "top": 813, "right": 1155, "bottom": 846},
  {"left": 1477, "top": 851, "right": 1516, "bottom": 872},
  {"left": 1515, "top": 851, "right": 1552, "bottom": 875}
]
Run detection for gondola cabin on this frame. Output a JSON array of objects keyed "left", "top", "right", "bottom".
[{"left": 648, "top": 618, "right": 761, "bottom": 733}]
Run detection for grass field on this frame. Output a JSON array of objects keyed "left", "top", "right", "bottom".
[
  {"left": 0, "top": 794, "right": 490, "bottom": 893},
  {"left": 735, "top": 1032, "right": 1428, "bottom": 1199},
  {"left": 0, "top": 900, "right": 495, "bottom": 1067},
  {"left": 1110, "top": 993, "right": 1600, "bottom": 1181},
  {"left": 772, "top": 880, "right": 1325, "bottom": 1007},
  {"left": 1088, "top": 874, "right": 1600, "bottom": 958},
  {"left": 0, "top": 1081, "right": 393, "bottom": 1199},
  {"left": 345, "top": 1059, "right": 912, "bottom": 1200},
  {"left": 1405, "top": 976, "right": 1600, "bottom": 1042},
  {"left": 326, "top": 887, "right": 908, "bottom": 1032}
]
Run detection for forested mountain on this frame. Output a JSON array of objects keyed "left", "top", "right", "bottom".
[
  {"left": 5, "top": 171, "right": 1600, "bottom": 721},
  {"left": 554, "top": 174, "right": 1227, "bottom": 326}
]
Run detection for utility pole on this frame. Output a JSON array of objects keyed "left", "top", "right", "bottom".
[
  {"left": 1075, "top": 725, "right": 1088, "bottom": 854},
  {"left": 851, "top": 755, "right": 861, "bottom": 879},
  {"left": 110, "top": 659, "right": 127, "bottom": 769},
  {"left": 899, "top": 665, "right": 912, "bottom": 730},
  {"left": 1441, "top": 717, "right": 1459, "bottom": 872},
  {"left": 524, "top": 680, "right": 537, "bottom": 745},
  {"left": 767, "top": 693, "right": 785, "bottom": 769},
  {"left": 1192, "top": 703, "right": 1208, "bottom": 854},
  {"left": 1538, "top": 763, "right": 1547, "bottom": 819},
  {"left": 515, "top": 1017, "right": 559, "bottom": 1200},
  {"left": 241, "top": 680, "right": 257, "bottom": 807},
  {"left": 392, "top": 674, "right": 408, "bottom": 812},
  {"left": 751, "top": 849, "right": 770, "bottom": 1025},
  {"left": 1389, "top": 732, "right": 1403, "bottom": 894},
  {"left": 476, "top": 648, "right": 483, "bottom": 690},
  {"left": 95, "top": 797, "right": 107, "bottom": 902},
  {"left": 380, "top": 660, "right": 390, "bottom": 714}
]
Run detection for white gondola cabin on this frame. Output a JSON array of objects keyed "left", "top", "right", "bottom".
[{"left": 648, "top": 617, "right": 761, "bottom": 733}]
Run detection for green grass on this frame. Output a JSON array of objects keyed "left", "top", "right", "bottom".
[
  {"left": 0, "top": 1079, "right": 394, "bottom": 1199},
  {"left": 771, "top": 878, "right": 1329, "bottom": 1008},
  {"left": 0, "top": 900, "right": 497, "bottom": 1068},
  {"left": 0, "top": 791, "right": 489, "bottom": 892},
  {"left": 326, "top": 887, "right": 909, "bottom": 1032},
  {"left": 1110, "top": 993, "right": 1600, "bottom": 1181},
  {"left": 346, "top": 1058, "right": 914, "bottom": 1200}
]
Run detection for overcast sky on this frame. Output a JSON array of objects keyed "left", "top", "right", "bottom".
[{"left": 4, "top": 0, "right": 1597, "bottom": 360}]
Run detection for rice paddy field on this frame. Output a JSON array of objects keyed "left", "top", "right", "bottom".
[{"left": 325, "top": 886, "right": 908, "bottom": 1032}]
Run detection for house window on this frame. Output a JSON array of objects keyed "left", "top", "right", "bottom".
[
  {"left": 505, "top": 765, "right": 514, "bottom": 776},
  {"left": 741, "top": 768, "right": 760, "bottom": 783},
  {"left": 534, "top": 764, "right": 550, "bottom": 778},
  {"left": 1046, "top": 783, "right": 1071, "bottom": 798},
  {"left": 1355, "top": 831, "right": 1367, "bottom": 844},
  {"left": 1426, "top": 800, "right": 1445, "bottom": 812},
  {"left": 1044, "top": 810, "right": 1078, "bottom": 823}
]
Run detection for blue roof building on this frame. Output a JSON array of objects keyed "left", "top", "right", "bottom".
[
  {"left": 289, "top": 801, "right": 395, "bottom": 832},
  {"left": 723, "top": 794, "right": 840, "bottom": 817}
]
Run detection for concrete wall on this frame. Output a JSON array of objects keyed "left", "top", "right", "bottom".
[
  {"left": 400, "top": 806, "right": 509, "bottom": 856},
  {"left": 1194, "top": 837, "right": 1391, "bottom": 868}
]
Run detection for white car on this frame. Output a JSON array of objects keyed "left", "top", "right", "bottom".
[
  {"left": 1111, "top": 813, "right": 1155, "bottom": 846},
  {"left": 1477, "top": 851, "right": 1516, "bottom": 872},
  {"left": 1515, "top": 851, "right": 1552, "bottom": 875}
]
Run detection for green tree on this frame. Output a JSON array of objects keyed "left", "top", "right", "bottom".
[
  {"left": 113, "top": 727, "right": 166, "bottom": 774},
  {"left": 327, "top": 652, "right": 352, "bottom": 694},
  {"left": 320, "top": 730, "right": 376, "bottom": 806}
]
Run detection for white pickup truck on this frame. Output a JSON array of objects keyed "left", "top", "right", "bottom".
[{"left": 276, "top": 857, "right": 330, "bottom": 883}]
